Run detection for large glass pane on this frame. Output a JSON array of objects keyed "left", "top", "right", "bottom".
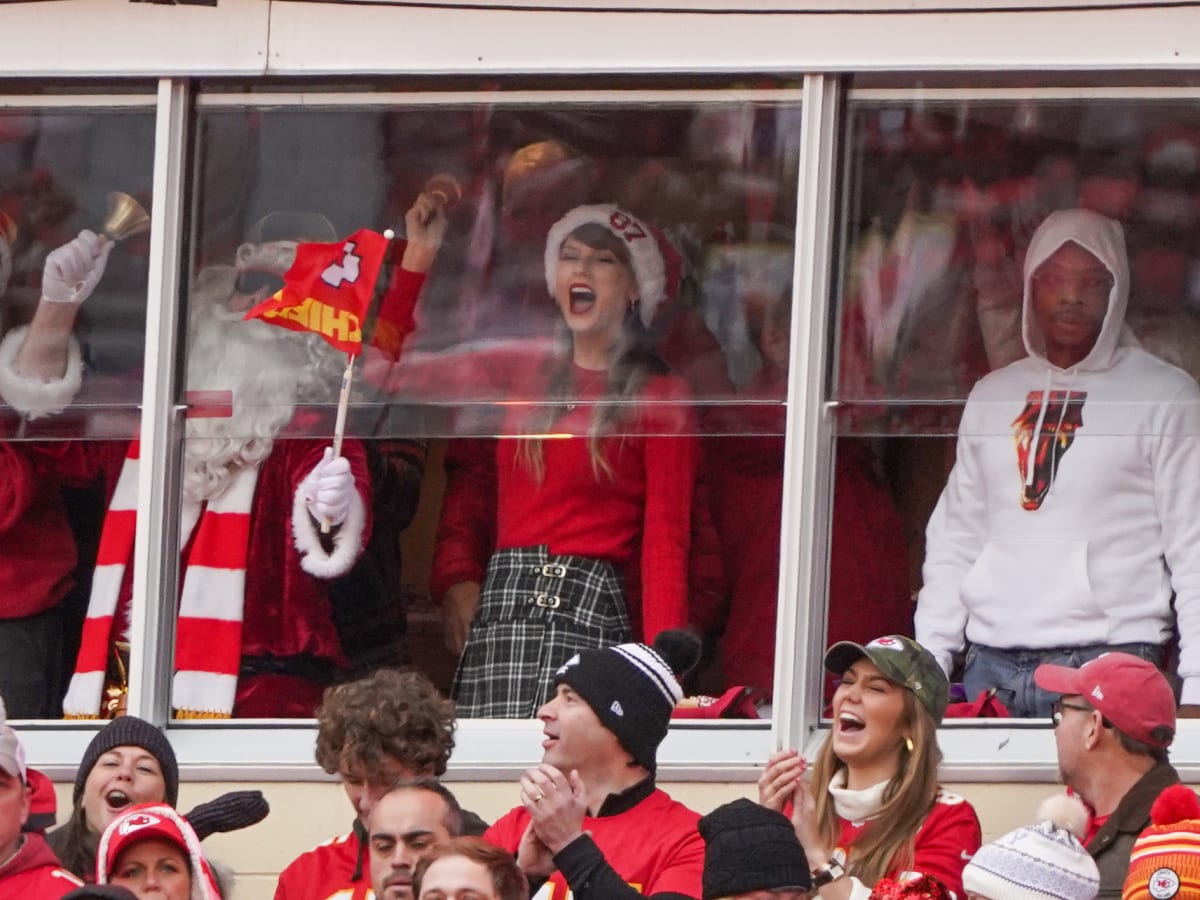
[
  {"left": 182, "top": 92, "right": 801, "bottom": 718},
  {"left": 0, "top": 105, "right": 154, "bottom": 719},
  {"left": 833, "top": 93, "right": 1200, "bottom": 717}
]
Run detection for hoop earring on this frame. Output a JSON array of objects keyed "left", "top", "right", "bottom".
[{"left": 905, "top": 736, "right": 914, "bottom": 754}]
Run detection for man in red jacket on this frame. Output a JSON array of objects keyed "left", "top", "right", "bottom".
[
  {"left": 0, "top": 708, "right": 83, "bottom": 897},
  {"left": 483, "top": 634, "right": 704, "bottom": 900}
]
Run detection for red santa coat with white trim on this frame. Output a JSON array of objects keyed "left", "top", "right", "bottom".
[
  {"left": 174, "top": 438, "right": 371, "bottom": 716},
  {"left": 64, "top": 436, "right": 371, "bottom": 718},
  {"left": 230, "top": 438, "right": 372, "bottom": 658}
]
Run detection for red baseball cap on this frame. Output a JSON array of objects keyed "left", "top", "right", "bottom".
[
  {"left": 98, "top": 803, "right": 221, "bottom": 899},
  {"left": 24, "top": 768, "right": 56, "bottom": 833},
  {"left": 1034, "top": 652, "right": 1176, "bottom": 749}
]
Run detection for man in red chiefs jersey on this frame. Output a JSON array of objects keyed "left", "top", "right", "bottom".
[
  {"left": 368, "top": 779, "right": 465, "bottom": 900},
  {"left": 275, "top": 670, "right": 482, "bottom": 900},
  {"left": 483, "top": 631, "right": 704, "bottom": 900}
]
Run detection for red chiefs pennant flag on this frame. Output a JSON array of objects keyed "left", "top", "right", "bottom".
[{"left": 244, "top": 229, "right": 390, "bottom": 355}]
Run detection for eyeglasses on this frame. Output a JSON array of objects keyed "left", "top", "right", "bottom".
[{"left": 1051, "top": 700, "right": 1093, "bottom": 728}]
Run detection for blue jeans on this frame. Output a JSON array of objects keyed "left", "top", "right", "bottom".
[{"left": 963, "top": 642, "right": 1165, "bottom": 719}]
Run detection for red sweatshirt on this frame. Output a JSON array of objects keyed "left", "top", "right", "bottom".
[
  {"left": 368, "top": 278, "right": 697, "bottom": 641},
  {"left": 0, "top": 833, "right": 84, "bottom": 899}
]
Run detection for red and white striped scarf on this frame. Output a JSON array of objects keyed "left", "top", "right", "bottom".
[{"left": 63, "top": 442, "right": 259, "bottom": 719}]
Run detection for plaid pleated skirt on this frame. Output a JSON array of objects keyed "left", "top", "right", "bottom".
[{"left": 451, "top": 546, "right": 632, "bottom": 718}]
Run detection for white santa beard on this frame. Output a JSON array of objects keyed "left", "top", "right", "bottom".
[{"left": 183, "top": 309, "right": 321, "bottom": 503}]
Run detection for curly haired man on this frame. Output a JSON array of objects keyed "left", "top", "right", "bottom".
[{"left": 274, "top": 669, "right": 484, "bottom": 900}]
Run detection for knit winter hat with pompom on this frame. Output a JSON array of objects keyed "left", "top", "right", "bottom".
[
  {"left": 553, "top": 630, "right": 699, "bottom": 771},
  {"left": 962, "top": 793, "right": 1099, "bottom": 899},
  {"left": 543, "top": 203, "right": 680, "bottom": 328},
  {"left": 1122, "top": 785, "right": 1200, "bottom": 900}
]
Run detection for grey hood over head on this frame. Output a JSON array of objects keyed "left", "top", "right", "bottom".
[{"left": 1021, "top": 207, "right": 1138, "bottom": 372}]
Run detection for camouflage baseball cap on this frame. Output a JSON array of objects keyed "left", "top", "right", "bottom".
[{"left": 824, "top": 635, "right": 950, "bottom": 725}]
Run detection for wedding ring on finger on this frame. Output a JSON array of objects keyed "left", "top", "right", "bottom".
[{"left": 533, "top": 792, "right": 546, "bottom": 803}]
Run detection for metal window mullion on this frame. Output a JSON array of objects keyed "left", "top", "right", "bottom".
[
  {"left": 773, "top": 72, "right": 841, "bottom": 753},
  {"left": 126, "top": 78, "right": 190, "bottom": 725}
]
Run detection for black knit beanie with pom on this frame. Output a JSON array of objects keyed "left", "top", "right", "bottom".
[{"left": 553, "top": 629, "right": 700, "bottom": 771}]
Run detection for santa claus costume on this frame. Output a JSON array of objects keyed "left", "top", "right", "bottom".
[{"left": 0, "top": 231, "right": 371, "bottom": 719}]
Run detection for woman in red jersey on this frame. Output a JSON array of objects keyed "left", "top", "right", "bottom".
[{"left": 759, "top": 635, "right": 982, "bottom": 898}]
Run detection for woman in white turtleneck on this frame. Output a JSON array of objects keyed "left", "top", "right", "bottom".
[{"left": 758, "top": 635, "right": 981, "bottom": 899}]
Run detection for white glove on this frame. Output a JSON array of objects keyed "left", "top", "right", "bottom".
[
  {"left": 42, "top": 229, "right": 113, "bottom": 305},
  {"left": 302, "top": 447, "right": 354, "bottom": 526}
]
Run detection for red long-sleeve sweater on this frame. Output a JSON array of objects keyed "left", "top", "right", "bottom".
[
  {"left": 368, "top": 268, "right": 697, "bottom": 641},
  {"left": 0, "top": 441, "right": 124, "bottom": 620},
  {"left": 495, "top": 367, "right": 696, "bottom": 641}
]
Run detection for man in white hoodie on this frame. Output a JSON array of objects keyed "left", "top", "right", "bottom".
[{"left": 915, "top": 207, "right": 1200, "bottom": 718}]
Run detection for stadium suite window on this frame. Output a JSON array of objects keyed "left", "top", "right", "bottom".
[
  {"left": 830, "top": 94, "right": 1200, "bottom": 718},
  {"left": 175, "top": 96, "right": 802, "bottom": 721},
  {"left": 0, "top": 104, "right": 155, "bottom": 722}
]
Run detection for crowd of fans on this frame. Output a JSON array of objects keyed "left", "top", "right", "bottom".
[{"left": 1, "top": 633, "right": 1195, "bottom": 899}]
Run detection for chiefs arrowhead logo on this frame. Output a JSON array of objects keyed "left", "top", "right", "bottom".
[
  {"left": 871, "top": 637, "right": 901, "bottom": 650},
  {"left": 1149, "top": 867, "right": 1180, "bottom": 899},
  {"left": 118, "top": 813, "right": 161, "bottom": 836}
]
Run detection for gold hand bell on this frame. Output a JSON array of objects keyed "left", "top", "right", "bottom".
[{"left": 101, "top": 190, "right": 151, "bottom": 242}]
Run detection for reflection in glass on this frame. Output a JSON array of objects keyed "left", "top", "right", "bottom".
[{"left": 174, "top": 217, "right": 368, "bottom": 718}]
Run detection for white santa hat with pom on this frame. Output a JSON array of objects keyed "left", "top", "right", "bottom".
[
  {"left": 963, "top": 793, "right": 1100, "bottom": 900},
  {"left": 543, "top": 203, "right": 678, "bottom": 328}
]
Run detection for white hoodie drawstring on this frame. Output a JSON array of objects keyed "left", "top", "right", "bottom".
[
  {"left": 1024, "top": 366, "right": 1076, "bottom": 497},
  {"left": 1049, "top": 376, "right": 1074, "bottom": 496},
  {"left": 1025, "top": 368, "right": 1053, "bottom": 489}
]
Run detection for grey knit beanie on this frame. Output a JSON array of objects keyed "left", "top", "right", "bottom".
[{"left": 74, "top": 717, "right": 179, "bottom": 807}]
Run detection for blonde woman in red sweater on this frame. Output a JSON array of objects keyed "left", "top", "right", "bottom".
[{"left": 372, "top": 196, "right": 696, "bottom": 718}]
